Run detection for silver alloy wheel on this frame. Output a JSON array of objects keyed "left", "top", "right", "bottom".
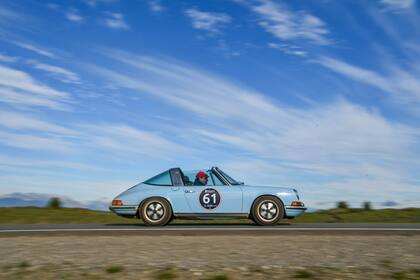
[
  {"left": 258, "top": 200, "right": 278, "bottom": 222},
  {"left": 145, "top": 202, "right": 165, "bottom": 221}
]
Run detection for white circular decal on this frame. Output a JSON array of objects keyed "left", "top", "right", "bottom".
[{"left": 199, "top": 188, "right": 221, "bottom": 210}]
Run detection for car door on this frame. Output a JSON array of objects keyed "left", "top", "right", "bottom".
[{"left": 182, "top": 170, "right": 243, "bottom": 213}]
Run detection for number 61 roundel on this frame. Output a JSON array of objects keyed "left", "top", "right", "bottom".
[{"left": 199, "top": 188, "right": 221, "bottom": 210}]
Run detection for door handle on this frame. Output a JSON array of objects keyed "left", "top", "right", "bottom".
[{"left": 184, "top": 189, "right": 195, "bottom": 193}]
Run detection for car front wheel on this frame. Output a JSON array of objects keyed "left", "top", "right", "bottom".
[
  {"left": 251, "top": 196, "right": 284, "bottom": 226},
  {"left": 140, "top": 198, "right": 172, "bottom": 226}
]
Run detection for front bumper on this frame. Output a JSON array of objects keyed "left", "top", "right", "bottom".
[
  {"left": 284, "top": 206, "right": 307, "bottom": 218},
  {"left": 109, "top": 205, "right": 138, "bottom": 218}
]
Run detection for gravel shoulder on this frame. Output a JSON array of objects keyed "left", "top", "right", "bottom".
[{"left": 1, "top": 234, "right": 420, "bottom": 279}]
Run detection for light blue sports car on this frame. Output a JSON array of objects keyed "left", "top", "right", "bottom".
[{"left": 110, "top": 167, "right": 306, "bottom": 226}]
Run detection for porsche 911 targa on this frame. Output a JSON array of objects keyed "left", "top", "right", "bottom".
[{"left": 109, "top": 167, "right": 306, "bottom": 226}]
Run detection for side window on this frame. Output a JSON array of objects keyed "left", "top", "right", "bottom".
[
  {"left": 183, "top": 170, "right": 214, "bottom": 186},
  {"left": 144, "top": 171, "right": 172, "bottom": 186},
  {"left": 211, "top": 172, "right": 226, "bottom": 186},
  {"left": 170, "top": 169, "right": 184, "bottom": 186}
]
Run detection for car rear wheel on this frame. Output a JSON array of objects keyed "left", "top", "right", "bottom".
[
  {"left": 251, "top": 196, "right": 284, "bottom": 226},
  {"left": 140, "top": 198, "right": 172, "bottom": 226}
]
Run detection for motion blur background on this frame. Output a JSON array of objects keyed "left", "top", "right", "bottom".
[{"left": 0, "top": 0, "right": 419, "bottom": 210}]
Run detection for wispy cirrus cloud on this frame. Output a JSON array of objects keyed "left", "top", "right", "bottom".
[
  {"left": 12, "top": 41, "right": 57, "bottom": 59},
  {"left": 0, "top": 110, "right": 185, "bottom": 159},
  {"left": 83, "top": 0, "right": 119, "bottom": 7},
  {"left": 0, "top": 6, "right": 23, "bottom": 34},
  {"left": 267, "top": 42, "right": 307, "bottom": 57},
  {"left": 249, "top": 0, "right": 330, "bottom": 45},
  {"left": 185, "top": 8, "right": 231, "bottom": 35},
  {"left": 0, "top": 53, "right": 18, "bottom": 63},
  {"left": 27, "top": 60, "right": 81, "bottom": 84},
  {"left": 148, "top": 0, "right": 164, "bottom": 13},
  {"left": 103, "top": 12, "right": 130, "bottom": 30},
  {"left": 317, "top": 56, "right": 420, "bottom": 113},
  {"left": 65, "top": 9, "right": 84, "bottom": 23},
  {"left": 87, "top": 49, "right": 419, "bottom": 201},
  {"left": 83, "top": 124, "right": 187, "bottom": 157},
  {"left": 0, "top": 64, "right": 71, "bottom": 110},
  {"left": 0, "top": 131, "right": 75, "bottom": 153},
  {"left": 0, "top": 111, "right": 75, "bottom": 135},
  {"left": 380, "top": 0, "right": 416, "bottom": 10}
]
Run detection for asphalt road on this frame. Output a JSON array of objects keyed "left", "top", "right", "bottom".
[{"left": 1, "top": 223, "right": 420, "bottom": 236}]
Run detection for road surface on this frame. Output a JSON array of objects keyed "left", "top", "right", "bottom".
[{"left": 1, "top": 223, "right": 420, "bottom": 236}]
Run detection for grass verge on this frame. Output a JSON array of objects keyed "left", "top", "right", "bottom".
[{"left": 0, "top": 207, "right": 419, "bottom": 224}]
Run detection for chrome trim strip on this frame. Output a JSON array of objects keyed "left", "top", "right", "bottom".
[{"left": 285, "top": 206, "right": 307, "bottom": 211}]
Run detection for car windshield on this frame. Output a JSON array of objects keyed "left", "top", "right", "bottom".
[{"left": 215, "top": 168, "right": 241, "bottom": 185}]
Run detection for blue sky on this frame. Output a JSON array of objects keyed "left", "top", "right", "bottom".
[{"left": 0, "top": 0, "right": 419, "bottom": 208}]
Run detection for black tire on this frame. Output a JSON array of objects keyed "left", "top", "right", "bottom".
[
  {"left": 251, "top": 196, "right": 284, "bottom": 226},
  {"left": 140, "top": 197, "right": 172, "bottom": 226}
]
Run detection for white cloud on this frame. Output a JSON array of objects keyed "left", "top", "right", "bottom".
[
  {"left": 0, "top": 65, "right": 69, "bottom": 98},
  {"left": 83, "top": 0, "right": 119, "bottom": 7},
  {"left": 381, "top": 0, "right": 416, "bottom": 10},
  {"left": 148, "top": 0, "right": 163, "bottom": 13},
  {"left": 0, "top": 131, "right": 74, "bottom": 153},
  {"left": 103, "top": 13, "right": 130, "bottom": 30},
  {"left": 268, "top": 42, "right": 307, "bottom": 57},
  {"left": 318, "top": 56, "right": 391, "bottom": 92},
  {"left": 0, "top": 87, "right": 69, "bottom": 110},
  {"left": 0, "top": 111, "right": 75, "bottom": 135},
  {"left": 0, "top": 65, "right": 71, "bottom": 110},
  {"left": 46, "top": 3, "right": 60, "bottom": 10},
  {"left": 0, "top": 53, "right": 18, "bottom": 63},
  {"left": 185, "top": 8, "right": 231, "bottom": 35},
  {"left": 82, "top": 124, "right": 187, "bottom": 157},
  {"left": 0, "top": 110, "right": 184, "bottom": 159},
  {"left": 317, "top": 56, "right": 420, "bottom": 111},
  {"left": 96, "top": 50, "right": 418, "bottom": 154},
  {"left": 85, "top": 49, "right": 420, "bottom": 206},
  {"left": 250, "top": 0, "right": 330, "bottom": 45},
  {"left": 12, "top": 41, "right": 57, "bottom": 59},
  {"left": 65, "top": 9, "right": 84, "bottom": 22},
  {"left": 0, "top": 6, "right": 21, "bottom": 30},
  {"left": 0, "top": 155, "right": 95, "bottom": 171},
  {"left": 27, "top": 60, "right": 81, "bottom": 84}
]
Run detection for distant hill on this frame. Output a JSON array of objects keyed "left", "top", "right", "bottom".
[{"left": 0, "top": 193, "right": 109, "bottom": 211}]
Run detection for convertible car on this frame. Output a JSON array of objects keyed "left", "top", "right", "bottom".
[{"left": 109, "top": 167, "right": 306, "bottom": 226}]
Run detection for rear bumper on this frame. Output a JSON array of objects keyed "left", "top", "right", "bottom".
[
  {"left": 109, "top": 205, "right": 137, "bottom": 218},
  {"left": 284, "top": 206, "right": 307, "bottom": 218}
]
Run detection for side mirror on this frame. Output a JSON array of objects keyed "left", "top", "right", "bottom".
[{"left": 239, "top": 181, "right": 245, "bottom": 185}]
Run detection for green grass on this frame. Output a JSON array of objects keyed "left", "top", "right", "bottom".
[
  {"left": 16, "top": 261, "right": 30, "bottom": 269},
  {"left": 105, "top": 265, "right": 124, "bottom": 274},
  {"left": 0, "top": 207, "right": 135, "bottom": 224},
  {"left": 0, "top": 207, "right": 419, "bottom": 224},
  {"left": 293, "top": 208, "right": 420, "bottom": 223},
  {"left": 156, "top": 267, "right": 177, "bottom": 280},
  {"left": 294, "top": 270, "right": 314, "bottom": 279}
]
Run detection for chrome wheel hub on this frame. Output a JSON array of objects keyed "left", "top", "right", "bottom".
[
  {"left": 259, "top": 201, "right": 278, "bottom": 221},
  {"left": 146, "top": 202, "right": 164, "bottom": 221}
]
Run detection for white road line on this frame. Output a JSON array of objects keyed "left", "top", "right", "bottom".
[{"left": 0, "top": 227, "right": 420, "bottom": 233}]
